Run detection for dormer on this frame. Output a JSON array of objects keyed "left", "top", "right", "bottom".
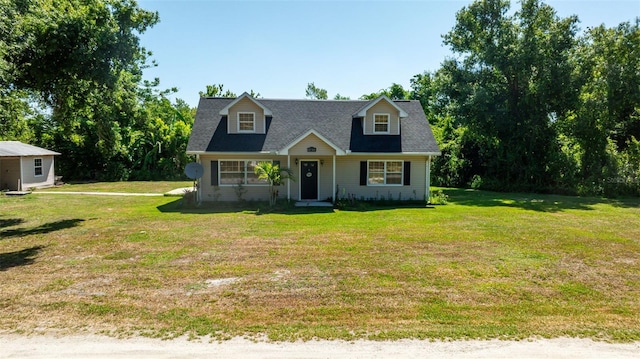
[
  {"left": 353, "top": 95, "right": 408, "bottom": 135},
  {"left": 219, "top": 92, "right": 272, "bottom": 134}
]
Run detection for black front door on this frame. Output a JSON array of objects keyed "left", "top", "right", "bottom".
[{"left": 300, "top": 161, "right": 318, "bottom": 200}]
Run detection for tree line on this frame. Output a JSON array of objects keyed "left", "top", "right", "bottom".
[
  {"left": 308, "top": 0, "right": 640, "bottom": 197},
  {"left": 1, "top": 0, "right": 638, "bottom": 196},
  {"left": 1, "top": 0, "right": 192, "bottom": 180}
]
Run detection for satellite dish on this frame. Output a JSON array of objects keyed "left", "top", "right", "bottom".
[{"left": 185, "top": 162, "right": 204, "bottom": 180}]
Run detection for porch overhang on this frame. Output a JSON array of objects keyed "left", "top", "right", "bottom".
[{"left": 277, "top": 129, "right": 346, "bottom": 156}]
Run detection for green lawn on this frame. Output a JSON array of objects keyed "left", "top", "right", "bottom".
[
  {"left": 1, "top": 187, "right": 639, "bottom": 341},
  {"left": 37, "top": 180, "right": 193, "bottom": 193}
]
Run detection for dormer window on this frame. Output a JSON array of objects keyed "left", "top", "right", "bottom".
[
  {"left": 374, "top": 113, "right": 390, "bottom": 133},
  {"left": 238, "top": 112, "right": 255, "bottom": 132}
]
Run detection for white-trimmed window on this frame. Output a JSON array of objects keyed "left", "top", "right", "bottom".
[
  {"left": 373, "top": 113, "right": 390, "bottom": 133},
  {"left": 34, "top": 158, "right": 43, "bottom": 176},
  {"left": 219, "top": 160, "right": 265, "bottom": 185},
  {"left": 238, "top": 112, "right": 255, "bottom": 132},
  {"left": 368, "top": 160, "right": 402, "bottom": 185}
]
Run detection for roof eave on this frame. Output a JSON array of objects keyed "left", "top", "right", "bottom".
[
  {"left": 218, "top": 92, "right": 273, "bottom": 116},
  {"left": 353, "top": 95, "right": 409, "bottom": 118}
]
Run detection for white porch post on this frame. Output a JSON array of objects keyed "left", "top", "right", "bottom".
[
  {"left": 287, "top": 156, "right": 291, "bottom": 201},
  {"left": 425, "top": 156, "right": 431, "bottom": 202},
  {"left": 332, "top": 155, "right": 336, "bottom": 203},
  {"left": 196, "top": 154, "right": 201, "bottom": 203},
  {"left": 19, "top": 156, "right": 24, "bottom": 191}
]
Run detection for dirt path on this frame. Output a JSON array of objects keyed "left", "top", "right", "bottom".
[{"left": 1, "top": 335, "right": 639, "bottom": 358}]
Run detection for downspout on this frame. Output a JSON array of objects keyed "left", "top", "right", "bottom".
[
  {"left": 196, "top": 154, "right": 201, "bottom": 203},
  {"left": 19, "top": 156, "right": 24, "bottom": 191},
  {"left": 425, "top": 156, "right": 431, "bottom": 203},
  {"left": 332, "top": 155, "right": 336, "bottom": 204},
  {"left": 287, "top": 156, "right": 291, "bottom": 201}
]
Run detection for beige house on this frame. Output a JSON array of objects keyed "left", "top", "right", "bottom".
[
  {"left": 0, "top": 141, "right": 60, "bottom": 191},
  {"left": 187, "top": 93, "right": 440, "bottom": 203}
]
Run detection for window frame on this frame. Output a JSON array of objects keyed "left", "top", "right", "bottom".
[
  {"left": 218, "top": 160, "right": 269, "bottom": 186},
  {"left": 373, "top": 113, "right": 390, "bottom": 134},
  {"left": 237, "top": 112, "right": 256, "bottom": 133},
  {"left": 367, "top": 160, "right": 403, "bottom": 186},
  {"left": 34, "top": 158, "right": 43, "bottom": 177}
]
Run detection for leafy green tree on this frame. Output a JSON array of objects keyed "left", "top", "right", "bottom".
[
  {"left": 566, "top": 20, "right": 640, "bottom": 195},
  {"left": 360, "top": 83, "right": 410, "bottom": 100},
  {"left": 1, "top": 0, "right": 162, "bottom": 181},
  {"left": 199, "top": 84, "right": 237, "bottom": 98},
  {"left": 0, "top": 89, "right": 37, "bottom": 142},
  {"left": 333, "top": 93, "right": 350, "bottom": 100},
  {"left": 305, "top": 82, "right": 328, "bottom": 100},
  {"left": 439, "top": 0, "right": 579, "bottom": 192},
  {"left": 254, "top": 162, "right": 295, "bottom": 206}
]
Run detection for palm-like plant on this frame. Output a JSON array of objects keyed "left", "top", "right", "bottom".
[{"left": 254, "top": 162, "right": 295, "bottom": 206}]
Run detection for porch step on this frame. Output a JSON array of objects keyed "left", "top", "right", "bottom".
[
  {"left": 4, "top": 191, "right": 30, "bottom": 196},
  {"left": 295, "top": 201, "right": 334, "bottom": 207}
]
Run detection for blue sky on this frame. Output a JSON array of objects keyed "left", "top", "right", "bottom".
[{"left": 137, "top": 0, "right": 640, "bottom": 107}]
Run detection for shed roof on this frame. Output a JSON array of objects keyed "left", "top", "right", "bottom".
[{"left": 0, "top": 141, "right": 61, "bottom": 157}]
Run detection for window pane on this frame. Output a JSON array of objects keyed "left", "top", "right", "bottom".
[
  {"left": 239, "top": 113, "right": 254, "bottom": 131},
  {"left": 34, "top": 159, "right": 43, "bottom": 176},
  {"left": 220, "top": 173, "right": 243, "bottom": 184},
  {"left": 387, "top": 161, "right": 402, "bottom": 172},
  {"left": 374, "top": 114, "right": 389, "bottom": 132},
  {"left": 220, "top": 161, "right": 245, "bottom": 184},
  {"left": 369, "top": 161, "right": 384, "bottom": 172},
  {"left": 246, "top": 161, "right": 262, "bottom": 184},
  {"left": 386, "top": 173, "right": 402, "bottom": 184},
  {"left": 386, "top": 161, "right": 402, "bottom": 184},
  {"left": 220, "top": 161, "right": 242, "bottom": 172},
  {"left": 368, "top": 161, "right": 384, "bottom": 184}
]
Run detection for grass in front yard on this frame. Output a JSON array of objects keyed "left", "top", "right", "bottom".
[
  {"left": 1, "top": 188, "right": 639, "bottom": 341},
  {"left": 37, "top": 181, "right": 193, "bottom": 193}
]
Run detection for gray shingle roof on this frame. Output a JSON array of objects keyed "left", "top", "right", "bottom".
[
  {"left": 0, "top": 141, "right": 60, "bottom": 157},
  {"left": 187, "top": 97, "right": 440, "bottom": 155}
]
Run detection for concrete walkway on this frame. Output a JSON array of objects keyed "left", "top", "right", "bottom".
[
  {"left": 31, "top": 187, "right": 194, "bottom": 197},
  {"left": 33, "top": 191, "right": 164, "bottom": 197}
]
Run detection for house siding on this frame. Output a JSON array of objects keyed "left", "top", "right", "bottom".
[
  {"left": 363, "top": 101, "right": 401, "bottom": 135},
  {"left": 198, "top": 154, "right": 428, "bottom": 202},
  {"left": 20, "top": 156, "right": 56, "bottom": 190},
  {"left": 227, "top": 97, "right": 266, "bottom": 134},
  {"left": 334, "top": 156, "right": 426, "bottom": 201},
  {"left": 199, "top": 154, "right": 289, "bottom": 202}
]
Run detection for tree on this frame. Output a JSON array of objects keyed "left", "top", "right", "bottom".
[
  {"left": 439, "top": 0, "right": 579, "bottom": 192},
  {"left": 254, "top": 162, "right": 295, "bottom": 206},
  {"left": 1, "top": 0, "right": 163, "bottom": 180},
  {"left": 566, "top": 20, "right": 640, "bottom": 195},
  {"left": 198, "top": 85, "right": 261, "bottom": 98},
  {"left": 333, "top": 93, "right": 350, "bottom": 100},
  {"left": 360, "top": 83, "right": 410, "bottom": 100},
  {"left": 305, "top": 82, "right": 328, "bottom": 100},
  {"left": 199, "top": 84, "right": 236, "bottom": 98}
]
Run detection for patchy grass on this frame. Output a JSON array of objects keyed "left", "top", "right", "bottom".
[{"left": 0, "top": 187, "right": 639, "bottom": 341}]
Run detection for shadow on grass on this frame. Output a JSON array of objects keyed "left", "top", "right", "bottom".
[
  {"left": 157, "top": 198, "right": 436, "bottom": 214},
  {"left": 335, "top": 202, "right": 434, "bottom": 212},
  {"left": 0, "top": 245, "right": 46, "bottom": 271},
  {"left": 442, "top": 188, "right": 640, "bottom": 212},
  {"left": 156, "top": 198, "right": 336, "bottom": 215},
  {"left": 1, "top": 217, "right": 25, "bottom": 229},
  {"left": 0, "top": 219, "right": 84, "bottom": 239}
]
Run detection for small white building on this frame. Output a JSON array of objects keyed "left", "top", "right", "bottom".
[{"left": 0, "top": 141, "right": 60, "bottom": 191}]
